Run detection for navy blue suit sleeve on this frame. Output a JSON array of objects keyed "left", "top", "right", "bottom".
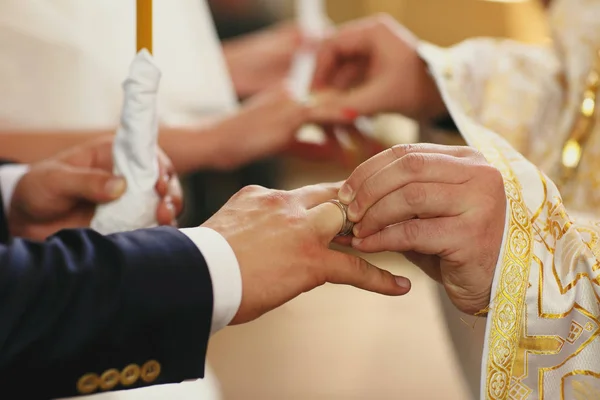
[{"left": 0, "top": 226, "right": 214, "bottom": 399}]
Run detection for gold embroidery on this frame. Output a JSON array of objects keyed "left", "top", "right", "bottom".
[
  {"left": 420, "top": 4, "right": 600, "bottom": 396},
  {"left": 460, "top": 126, "right": 533, "bottom": 400},
  {"left": 562, "top": 370, "right": 600, "bottom": 400}
]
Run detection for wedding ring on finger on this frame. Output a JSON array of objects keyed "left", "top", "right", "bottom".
[{"left": 326, "top": 199, "right": 355, "bottom": 236}]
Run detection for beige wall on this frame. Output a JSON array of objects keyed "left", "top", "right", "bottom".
[{"left": 327, "top": 0, "right": 548, "bottom": 44}]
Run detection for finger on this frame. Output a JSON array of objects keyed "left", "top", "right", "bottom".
[
  {"left": 155, "top": 173, "right": 169, "bottom": 197},
  {"left": 329, "top": 60, "right": 366, "bottom": 90},
  {"left": 60, "top": 136, "right": 114, "bottom": 171},
  {"left": 167, "top": 176, "right": 184, "bottom": 215},
  {"left": 339, "top": 143, "right": 474, "bottom": 204},
  {"left": 323, "top": 250, "right": 411, "bottom": 295},
  {"left": 54, "top": 166, "right": 126, "bottom": 204},
  {"left": 290, "top": 181, "right": 344, "bottom": 209},
  {"left": 155, "top": 150, "right": 176, "bottom": 197},
  {"left": 156, "top": 197, "right": 176, "bottom": 226},
  {"left": 306, "top": 201, "right": 346, "bottom": 242},
  {"left": 332, "top": 235, "right": 353, "bottom": 247},
  {"left": 352, "top": 217, "right": 461, "bottom": 255},
  {"left": 312, "top": 19, "right": 378, "bottom": 89},
  {"left": 348, "top": 153, "right": 476, "bottom": 221},
  {"left": 354, "top": 182, "right": 468, "bottom": 238},
  {"left": 308, "top": 84, "right": 389, "bottom": 123}
]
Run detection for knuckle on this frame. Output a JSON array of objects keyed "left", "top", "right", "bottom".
[
  {"left": 390, "top": 144, "right": 412, "bottom": 159},
  {"left": 351, "top": 256, "right": 370, "bottom": 277},
  {"left": 401, "top": 221, "right": 420, "bottom": 244},
  {"left": 403, "top": 183, "right": 426, "bottom": 207},
  {"left": 373, "top": 12, "right": 396, "bottom": 27},
  {"left": 401, "top": 152, "right": 426, "bottom": 174},
  {"left": 239, "top": 184, "right": 266, "bottom": 195},
  {"left": 261, "top": 190, "right": 290, "bottom": 208},
  {"left": 463, "top": 146, "right": 481, "bottom": 158}
]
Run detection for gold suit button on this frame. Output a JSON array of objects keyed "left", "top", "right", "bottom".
[
  {"left": 140, "top": 360, "right": 161, "bottom": 383},
  {"left": 121, "top": 364, "right": 141, "bottom": 386},
  {"left": 77, "top": 373, "right": 99, "bottom": 394},
  {"left": 99, "top": 369, "right": 121, "bottom": 391}
]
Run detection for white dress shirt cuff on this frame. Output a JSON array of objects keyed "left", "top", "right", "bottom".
[
  {"left": 0, "top": 164, "right": 30, "bottom": 214},
  {"left": 179, "top": 227, "right": 242, "bottom": 335}
]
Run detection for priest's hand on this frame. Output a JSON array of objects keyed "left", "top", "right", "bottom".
[
  {"left": 9, "top": 137, "right": 183, "bottom": 240},
  {"left": 309, "top": 14, "right": 446, "bottom": 123},
  {"left": 202, "top": 182, "right": 411, "bottom": 325},
  {"left": 339, "top": 144, "right": 506, "bottom": 315}
]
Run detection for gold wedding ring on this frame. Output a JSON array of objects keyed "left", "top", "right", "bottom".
[{"left": 326, "top": 199, "right": 355, "bottom": 236}]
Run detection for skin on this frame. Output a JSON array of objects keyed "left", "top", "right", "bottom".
[
  {"left": 9, "top": 138, "right": 412, "bottom": 325},
  {"left": 201, "top": 182, "right": 412, "bottom": 324},
  {"left": 339, "top": 144, "right": 506, "bottom": 315},
  {"left": 309, "top": 14, "right": 447, "bottom": 124},
  {"left": 9, "top": 136, "right": 183, "bottom": 240}
]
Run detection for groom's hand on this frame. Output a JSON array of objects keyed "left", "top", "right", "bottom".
[
  {"left": 202, "top": 182, "right": 411, "bottom": 325},
  {"left": 9, "top": 137, "right": 182, "bottom": 240},
  {"left": 339, "top": 144, "right": 506, "bottom": 315}
]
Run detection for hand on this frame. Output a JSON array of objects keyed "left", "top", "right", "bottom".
[
  {"left": 309, "top": 14, "right": 446, "bottom": 123},
  {"left": 338, "top": 144, "right": 506, "bottom": 315},
  {"left": 202, "top": 182, "right": 411, "bottom": 325},
  {"left": 224, "top": 22, "right": 302, "bottom": 98},
  {"left": 9, "top": 137, "right": 183, "bottom": 240},
  {"left": 213, "top": 84, "right": 310, "bottom": 169}
]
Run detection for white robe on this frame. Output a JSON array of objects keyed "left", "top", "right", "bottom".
[
  {"left": 419, "top": 0, "right": 600, "bottom": 398},
  {"left": 0, "top": 1, "right": 238, "bottom": 399}
]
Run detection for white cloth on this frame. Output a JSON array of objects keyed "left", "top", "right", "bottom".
[
  {"left": 0, "top": 164, "right": 29, "bottom": 213},
  {"left": 0, "top": 165, "right": 242, "bottom": 399},
  {"left": 90, "top": 50, "right": 160, "bottom": 234}
]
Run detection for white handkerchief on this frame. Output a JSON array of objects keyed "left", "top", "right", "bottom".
[{"left": 90, "top": 49, "right": 160, "bottom": 234}]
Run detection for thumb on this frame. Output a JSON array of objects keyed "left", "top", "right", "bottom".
[
  {"left": 306, "top": 201, "right": 346, "bottom": 242},
  {"left": 55, "top": 166, "right": 127, "bottom": 204},
  {"left": 324, "top": 250, "right": 411, "bottom": 296}
]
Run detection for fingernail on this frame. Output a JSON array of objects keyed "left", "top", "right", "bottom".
[
  {"left": 165, "top": 196, "right": 175, "bottom": 214},
  {"left": 105, "top": 177, "right": 126, "bottom": 198},
  {"left": 338, "top": 184, "right": 353, "bottom": 203},
  {"left": 342, "top": 108, "right": 359, "bottom": 121},
  {"left": 353, "top": 223, "right": 361, "bottom": 237},
  {"left": 351, "top": 237, "right": 363, "bottom": 247},
  {"left": 347, "top": 202, "right": 359, "bottom": 220},
  {"left": 394, "top": 276, "right": 411, "bottom": 290}
]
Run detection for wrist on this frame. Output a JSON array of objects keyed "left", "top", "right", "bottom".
[
  {"left": 158, "top": 126, "right": 238, "bottom": 174},
  {"left": 413, "top": 58, "right": 448, "bottom": 122},
  {"left": 222, "top": 41, "right": 251, "bottom": 98}
]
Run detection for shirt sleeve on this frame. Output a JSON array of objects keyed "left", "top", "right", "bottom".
[
  {"left": 179, "top": 227, "right": 242, "bottom": 335},
  {"left": 0, "top": 164, "right": 30, "bottom": 214}
]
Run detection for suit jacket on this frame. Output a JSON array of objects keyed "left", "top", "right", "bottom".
[{"left": 0, "top": 187, "right": 214, "bottom": 399}]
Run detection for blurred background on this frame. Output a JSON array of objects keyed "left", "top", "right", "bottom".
[{"left": 200, "top": 1, "right": 548, "bottom": 399}]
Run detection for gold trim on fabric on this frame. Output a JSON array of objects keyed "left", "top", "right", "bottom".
[{"left": 430, "top": 49, "right": 535, "bottom": 400}]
